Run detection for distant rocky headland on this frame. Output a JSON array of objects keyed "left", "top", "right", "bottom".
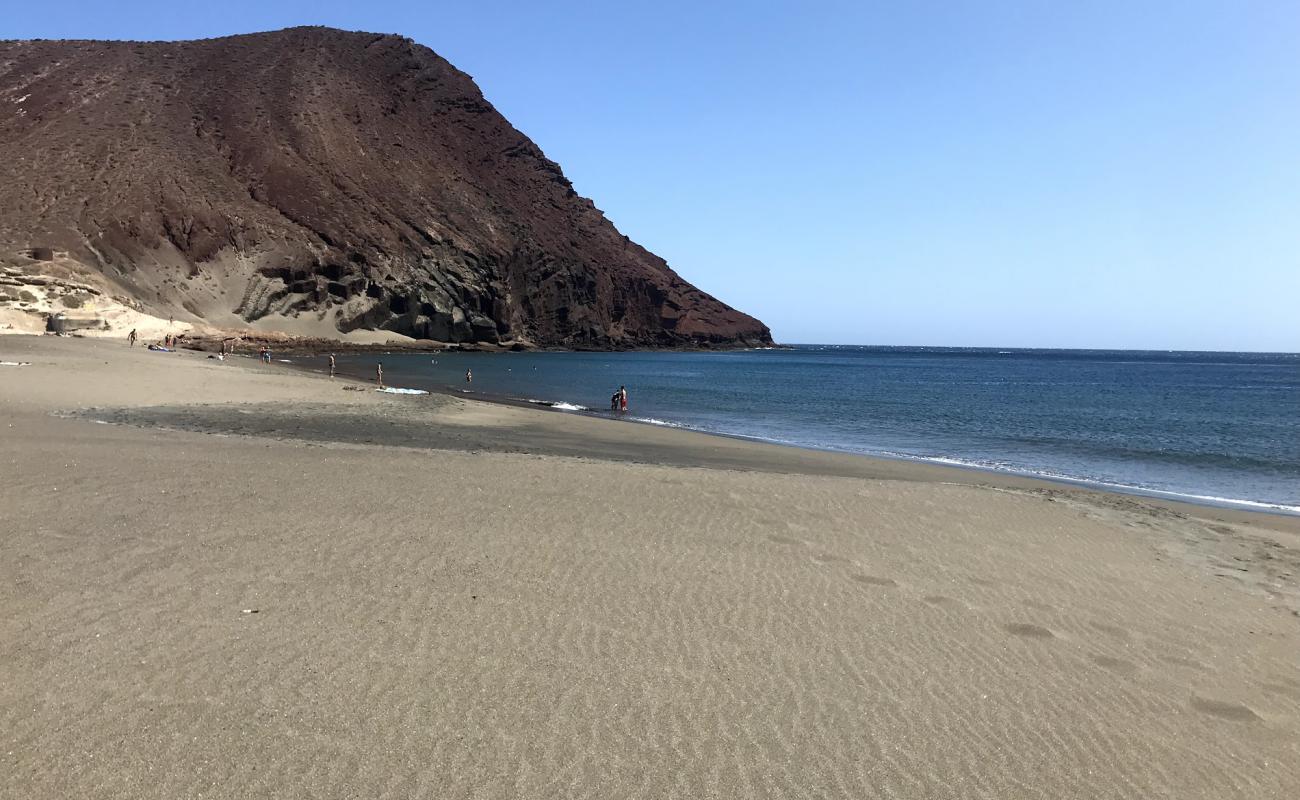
[{"left": 0, "top": 27, "right": 771, "bottom": 349}]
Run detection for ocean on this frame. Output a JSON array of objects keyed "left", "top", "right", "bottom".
[{"left": 334, "top": 346, "right": 1300, "bottom": 514}]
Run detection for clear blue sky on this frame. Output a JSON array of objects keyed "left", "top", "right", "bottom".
[{"left": 6, "top": 2, "right": 1299, "bottom": 350}]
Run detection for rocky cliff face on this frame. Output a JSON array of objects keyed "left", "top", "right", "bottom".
[{"left": 0, "top": 27, "right": 771, "bottom": 347}]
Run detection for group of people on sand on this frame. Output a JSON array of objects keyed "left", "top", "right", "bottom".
[
  {"left": 127, "top": 327, "right": 251, "bottom": 364},
  {"left": 126, "top": 329, "right": 183, "bottom": 350},
  {"left": 209, "top": 338, "right": 241, "bottom": 361}
]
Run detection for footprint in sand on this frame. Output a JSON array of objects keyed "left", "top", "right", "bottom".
[
  {"left": 1260, "top": 676, "right": 1300, "bottom": 700},
  {"left": 1189, "top": 695, "right": 1259, "bottom": 722},
  {"left": 1261, "top": 682, "right": 1300, "bottom": 700},
  {"left": 812, "top": 552, "right": 848, "bottom": 565},
  {"left": 1005, "top": 623, "right": 1054, "bottom": 639},
  {"left": 767, "top": 534, "right": 804, "bottom": 546},
  {"left": 850, "top": 574, "right": 896, "bottom": 587},
  {"left": 1159, "top": 655, "right": 1208, "bottom": 671},
  {"left": 1090, "top": 621, "right": 1131, "bottom": 641},
  {"left": 922, "top": 594, "right": 961, "bottom": 607},
  {"left": 1091, "top": 655, "right": 1138, "bottom": 674}
]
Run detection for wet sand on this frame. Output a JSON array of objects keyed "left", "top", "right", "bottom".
[{"left": 3, "top": 335, "right": 1299, "bottom": 799}]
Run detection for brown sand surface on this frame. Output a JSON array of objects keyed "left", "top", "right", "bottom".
[{"left": 3, "top": 336, "right": 1298, "bottom": 799}]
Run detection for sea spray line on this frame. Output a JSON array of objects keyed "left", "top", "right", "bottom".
[
  {"left": 522, "top": 398, "right": 590, "bottom": 411},
  {"left": 857, "top": 450, "right": 1300, "bottom": 515},
  {"left": 607, "top": 416, "right": 1300, "bottom": 515},
  {"left": 629, "top": 417, "right": 684, "bottom": 427}
]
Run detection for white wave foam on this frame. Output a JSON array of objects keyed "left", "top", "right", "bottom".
[
  {"left": 511, "top": 408, "right": 1297, "bottom": 513},
  {"left": 632, "top": 417, "right": 683, "bottom": 427},
  {"left": 377, "top": 387, "right": 428, "bottom": 395},
  {"left": 1049, "top": 477, "right": 1300, "bottom": 514},
  {"left": 639, "top": 430, "right": 1299, "bottom": 515},
  {"left": 522, "top": 398, "right": 588, "bottom": 412},
  {"left": 868, "top": 450, "right": 1300, "bottom": 514}
]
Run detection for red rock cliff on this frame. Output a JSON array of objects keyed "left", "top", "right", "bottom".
[{"left": 0, "top": 27, "right": 772, "bottom": 347}]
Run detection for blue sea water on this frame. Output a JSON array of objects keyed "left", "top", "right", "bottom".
[{"left": 336, "top": 346, "right": 1300, "bottom": 514}]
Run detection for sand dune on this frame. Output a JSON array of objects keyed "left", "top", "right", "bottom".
[{"left": 2, "top": 336, "right": 1297, "bottom": 798}]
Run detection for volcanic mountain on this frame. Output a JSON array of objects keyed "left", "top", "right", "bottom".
[{"left": 0, "top": 27, "right": 771, "bottom": 347}]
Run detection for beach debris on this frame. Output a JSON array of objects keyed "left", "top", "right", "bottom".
[
  {"left": 0, "top": 361, "right": 32, "bottom": 366},
  {"left": 241, "top": 608, "right": 259, "bottom": 614}
]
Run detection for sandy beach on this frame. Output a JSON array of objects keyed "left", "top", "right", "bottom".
[{"left": 3, "top": 335, "right": 1298, "bottom": 799}]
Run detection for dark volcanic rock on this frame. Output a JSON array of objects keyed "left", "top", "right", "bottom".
[{"left": 0, "top": 27, "right": 771, "bottom": 347}]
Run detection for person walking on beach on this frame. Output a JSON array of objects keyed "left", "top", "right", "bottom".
[
  {"left": 127, "top": 329, "right": 137, "bottom": 347},
  {"left": 329, "top": 353, "right": 337, "bottom": 378},
  {"left": 619, "top": 385, "right": 628, "bottom": 413},
  {"left": 376, "top": 362, "right": 385, "bottom": 389},
  {"left": 465, "top": 369, "right": 472, "bottom": 385}
]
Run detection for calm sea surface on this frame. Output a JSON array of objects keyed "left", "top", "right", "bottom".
[{"left": 333, "top": 346, "right": 1300, "bottom": 513}]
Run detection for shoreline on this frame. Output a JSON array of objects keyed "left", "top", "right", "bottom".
[
  {"left": 7, "top": 332, "right": 1297, "bottom": 534},
  {"left": 279, "top": 350, "right": 1300, "bottom": 527}
]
